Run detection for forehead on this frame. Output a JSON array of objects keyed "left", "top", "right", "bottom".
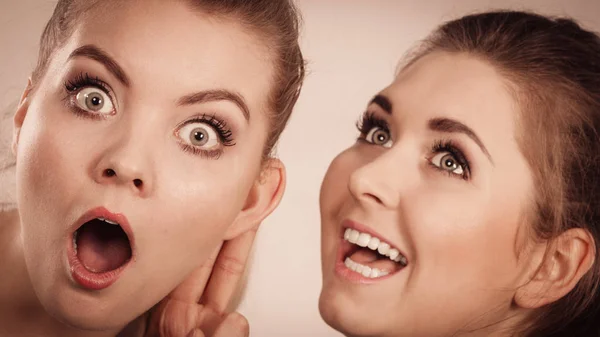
[
  {"left": 386, "top": 52, "right": 516, "bottom": 124},
  {"left": 381, "top": 52, "right": 520, "bottom": 159},
  {"left": 65, "top": 0, "right": 275, "bottom": 113}
]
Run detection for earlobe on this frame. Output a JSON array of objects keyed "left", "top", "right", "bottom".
[
  {"left": 224, "top": 159, "right": 286, "bottom": 240},
  {"left": 12, "top": 77, "right": 33, "bottom": 155},
  {"left": 514, "top": 228, "right": 595, "bottom": 308}
]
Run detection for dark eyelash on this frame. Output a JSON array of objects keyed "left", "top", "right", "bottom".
[
  {"left": 65, "top": 72, "right": 111, "bottom": 95},
  {"left": 356, "top": 111, "right": 390, "bottom": 135},
  {"left": 63, "top": 72, "right": 114, "bottom": 120},
  {"left": 431, "top": 139, "right": 471, "bottom": 180},
  {"left": 185, "top": 114, "right": 236, "bottom": 147},
  {"left": 180, "top": 145, "right": 223, "bottom": 160}
]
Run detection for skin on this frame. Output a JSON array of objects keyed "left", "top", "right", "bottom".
[
  {"left": 0, "top": 1, "right": 284, "bottom": 336},
  {"left": 319, "top": 52, "right": 540, "bottom": 337}
]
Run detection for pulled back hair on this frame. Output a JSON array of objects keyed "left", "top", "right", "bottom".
[
  {"left": 406, "top": 11, "right": 600, "bottom": 336},
  {"left": 33, "top": 0, "right": 305, "bottom": 158}
]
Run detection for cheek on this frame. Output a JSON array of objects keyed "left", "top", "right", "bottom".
[
  {"left": 410, "top": 191, "right": 522, "bottom": 290},
  {"left": 16, "top": 104, "right": 81, "bottom": 216},
  {"left": 319, "top": 149, "right": 360, "bottom": 271},
  {"left": 143, "top": 155, "right": 256, "bottom": 261},
  {"left": 320, "top": 149, "right": 357, "bottom": 226},
  {"left": 158, "top": 175, "right": 246, "bottom": 235}
]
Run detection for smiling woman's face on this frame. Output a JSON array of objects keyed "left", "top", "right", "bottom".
[
  {"left": 13, "top": 0, "right": 276, "bottom": 331},
  {"left": 319, "top": 52, "right": 537, "bottom": 337}
]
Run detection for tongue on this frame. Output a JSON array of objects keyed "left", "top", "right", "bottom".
[
  {"left": 349, "top": 247, "right": 401, "bottom": 272},
  {"left": 76, "top": 222, "right": 131, "bottom": 273}
]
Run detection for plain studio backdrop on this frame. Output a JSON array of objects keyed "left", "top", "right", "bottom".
[{"left": 1, "top": 0, "right": 599, "bottom": 336}]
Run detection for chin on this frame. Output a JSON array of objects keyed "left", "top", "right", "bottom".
[
  {"left": 50, "top": 308, "right": 126, "bottom": 332},
  {"left": 318, "top": 287, "right": 388, "bottom": 337},
  {"left": 35, "top": 278, "right": 143, "bottom": 332},
  {"left": 51, "top": 299, "right": 129, "bottom": 331}
]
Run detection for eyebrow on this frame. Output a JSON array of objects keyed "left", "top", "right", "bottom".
[
  {"left": 428, "top": 117, "right": 494, "bottom": 164},
  {"left": 369, "top": 94, "right": 493, "bottom": 164},
  {"left": 69, "top": 45, "right": 250, "bottom": 122},
  {"left": 177, "top": 90, "right": 250, "bottom": 122},
  {"left": 68, "top": 44, "right": 131, "bottom": 87},
  {"left": 369, "top": 94, "right": 393, "bottom": 114}
]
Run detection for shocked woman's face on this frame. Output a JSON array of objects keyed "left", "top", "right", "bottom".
[
  {"left": 13, "top": 0, "right": 276, "bottom": 331},
  {"left": 319, "top": 52, "right": 537, "bottom": 337}
]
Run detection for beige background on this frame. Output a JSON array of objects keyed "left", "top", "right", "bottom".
[{"left": 1, "top": 0, "right": 599, "bottom": 336}]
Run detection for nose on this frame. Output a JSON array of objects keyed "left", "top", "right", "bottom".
[
  {"left": 347, "top": 149, "right": 411, "bottom": 209},
  {"left": 93, "top": 140, "right": 153, "bottom": 197}
]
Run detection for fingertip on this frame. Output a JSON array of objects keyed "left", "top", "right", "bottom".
[
  {"left": 231, "top": 312, "right": 249, "bottom": 335},
  {"left": 214, "top": 312, "right": 249, "bottom": 337},
  {"left": 186, "top": 328, "right": 205, "bottom": 337}
]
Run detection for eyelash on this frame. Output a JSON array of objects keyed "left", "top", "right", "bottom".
[
  {"left": 355, "top": 112, "right": 471, "bottom": 180},
  {"left": 356, "top": 111, "right": 390, "bottom": 138},
  {"left": 64, "top": 72, "right": 114, "bottom": 119},
  {"left": 430, "top": 140, "right": 471, "bottom": 180},
  {"left": 178, "top": 114, "right": 236, "bottom": 159},
  {"left": 65, "top": 73, "right": 235, "bottom": 160}
]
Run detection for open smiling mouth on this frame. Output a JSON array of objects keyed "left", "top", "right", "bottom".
[
  {"left": 68, "top": 208, "right": 134, "bottom": 290},
  {"left": 340, "top": 228, "right": 408, "bottom": 280}
]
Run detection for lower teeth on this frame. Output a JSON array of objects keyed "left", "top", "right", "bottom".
[{"left": 344, "top": 257, "right": 390, "bottom": 278}]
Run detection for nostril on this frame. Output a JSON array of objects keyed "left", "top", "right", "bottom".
[
  {"left": 133, "top": 179, "right": 143, "bottom": 188},
  {"left": 366, "top": 192, "right": 384, "bottom": 205},
  {"left": 104, "top": 169, "right": 116, "bottom": 177}
]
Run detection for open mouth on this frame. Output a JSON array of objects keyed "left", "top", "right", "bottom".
[
  {"left": 74, "top": 217, "right": 132, "bottom": 273},
  {"left": 341, "top": 228, "right": 408, "bottom": 279},
  {"left": 68, "top": 208, "right": 134, "bottom": 290}
]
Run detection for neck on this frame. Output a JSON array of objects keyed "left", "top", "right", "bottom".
[
  {"left": 0, "top": 209, "right": 126, "bottom": 337},
  {"left": 455, "top": 308, "right": 529, "bottom": 337}
]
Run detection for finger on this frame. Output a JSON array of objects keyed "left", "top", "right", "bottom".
[
  {"left": 186, "top": 329, "right": 205, "bottom": 337},
  {"left": 148, "top": 300, "right": 220, "bottom": 337},
  {"left": 170, "top": 242, "right": 223, "bottom": 303},
  {"left": 212, "top": 312, "right": 249, "bottom": 337},
  {"left": 201, "top": 228, "right": 257, "bottom": 313}
]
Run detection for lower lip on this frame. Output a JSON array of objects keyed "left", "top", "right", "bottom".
[
  {"left": 334, "top": 240, "right": 399, "bottom": 284},
  {"left": 66, "top": 207, "right": 134, "bottom": 291},
  {"left": 67, "top": 237, "right": 130, "bottom": 291}
]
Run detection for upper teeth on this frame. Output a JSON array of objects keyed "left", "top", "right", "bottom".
[
  {"left": 98, "top": 217, "right": 119, "bottom": 225},
  {"left": 344, "top": 228, "right": 408, "bottom": 266}
]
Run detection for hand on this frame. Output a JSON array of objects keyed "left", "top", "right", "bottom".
[{"left": 129, "top": 228, "right": 256, "bottom": 337}]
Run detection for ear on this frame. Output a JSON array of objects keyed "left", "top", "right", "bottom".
[
  {"left": 224, "top": 158, "right": 286, "bottom": 240},
  {"left": 12, "top": 78, "right": 33, "bottom": 155},
  {"left": 514, "top": 228, "right": 595, "bottom": 308}
]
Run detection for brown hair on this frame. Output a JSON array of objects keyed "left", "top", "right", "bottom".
[
  {"left": 32, "top": 0, "right": 305, "bottom": 158},
  {"left": 405, "top": 11, "right": 600, "bottom": 336}
]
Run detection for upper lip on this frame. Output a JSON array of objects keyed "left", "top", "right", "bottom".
[
  {"left": 341, "top": 218, "right": 408, "bottom": 261},
  {"left": 71, "top": 206, "right": 136, "bottom": 258}
]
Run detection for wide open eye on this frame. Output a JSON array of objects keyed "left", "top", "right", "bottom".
[
  {"left": 74, "top": 88, "right": 114, "bottom": 115},
  {"left": 177, "top": 122, "right": 220, "bottom": 150},
  {"left": 365, "top": 127, "right": 393, "bottom": 148}
]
